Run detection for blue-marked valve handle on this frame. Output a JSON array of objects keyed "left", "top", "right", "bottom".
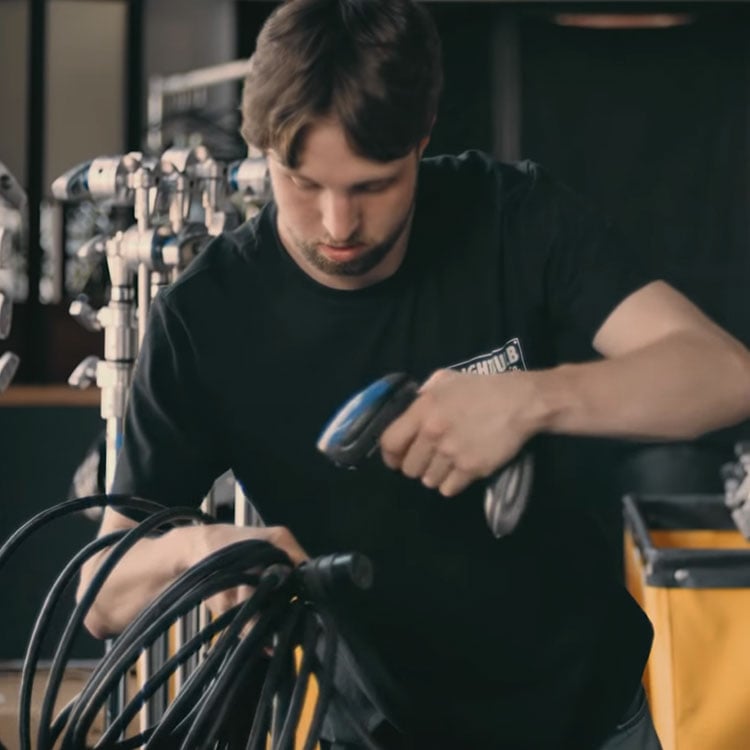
[
  {"left": 317, "top": 373, "right": 534, "bottom": 537},
  {"left": 51, "top": 160, "right": 92, "bottom": 201}
]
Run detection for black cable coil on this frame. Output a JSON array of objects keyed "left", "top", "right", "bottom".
[{"left": 0, "top": 494, "right": 381, "bottom": 750}]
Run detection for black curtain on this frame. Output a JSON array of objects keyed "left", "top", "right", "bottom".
[{"left": 521, "top": 5, "right": 750, "bottom": 345}]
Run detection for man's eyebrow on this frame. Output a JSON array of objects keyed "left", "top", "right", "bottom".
[
  {"left": 285, "top": 165, "right": 402, "bottom": 188},
  {"left": 348, "top": 176, "right": 396, "bottom": 190}
]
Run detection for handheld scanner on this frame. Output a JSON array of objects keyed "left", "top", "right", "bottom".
[
  {"left": 317, "top": 372, "right": 535, "bottom": 538},
  {"left": 484, "top": 450, "right": 534, "bottom": 538},
  {"left": 317, "top": 373, "right": 419, "bottom": 467}
]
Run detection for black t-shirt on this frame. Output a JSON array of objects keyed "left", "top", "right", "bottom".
[{"left": 113, "top": 152, "right": 653, "bottom": 749}]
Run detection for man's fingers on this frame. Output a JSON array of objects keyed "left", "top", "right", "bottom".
[
  {"left": 421, "top": 453, "right": 453, "bottom": 489},
  {"left": 266, "top": 526, "right": 308, "bottom": 566},
  {"left": 384, "top": 369, "right": 454, "bottom": 469},
  {"left": 205, "top": 582, "right": 259, "bottom": 618},
  {"left": 380, "top": 406, "right": 420, "bottom": 469},
  {"left": 400, "top": 439, "right": 437, "bottom": 478},
  {"left": 439, "top": 467, "right": 472, "bottom": 497},
  {"left": 419, "top": 368, "right": 453, "bottom": 392},
  {"left": 238, "top": 584, "right": 255, "bottom": 602}
]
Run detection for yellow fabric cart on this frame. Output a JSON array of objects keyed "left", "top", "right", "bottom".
[{"left": 624, "top": 493, "right": 750, "bottom": 750}]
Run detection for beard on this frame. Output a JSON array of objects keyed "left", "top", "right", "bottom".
[{"left": 290, "top": 201, "right": 415, "bottom": 278}]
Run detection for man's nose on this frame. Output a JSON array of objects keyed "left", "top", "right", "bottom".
[{"left": 320, "top": 191, "right": 360, "bottom": 242}]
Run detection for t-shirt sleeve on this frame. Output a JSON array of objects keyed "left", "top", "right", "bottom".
[
  {"left": 111, "top": 293, "right": 230, "bottom": 509},
  {"left": 509, "top": 163, "right": 655, "bottom": 351}
]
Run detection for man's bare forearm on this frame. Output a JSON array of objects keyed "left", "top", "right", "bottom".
[
  {"left": 535, "top": 328, "right": 750, "bottom": 441},
  {"left": 77, "top": 523, "right": 201, "bottom": 639},
  {"left": 381, "top": 323, "right": 750, "bottom": 499}
]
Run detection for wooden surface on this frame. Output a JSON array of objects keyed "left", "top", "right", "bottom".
[
  {"left": 0, "top": 666, "right": 104, "bottom": 749},
  {"left": 0, "top": 385, "right": 101, "bottom": 407}
]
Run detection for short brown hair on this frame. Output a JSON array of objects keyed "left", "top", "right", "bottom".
[{"left": 240, "top": 0, "right": 443, "bottom": 167}]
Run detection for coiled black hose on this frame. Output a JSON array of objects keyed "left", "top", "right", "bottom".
[
  {"left": 1, "top": 494, "right": 382, "bottom": 750},
  {"left": 20, "top": 532, "right": 126, "bottom": 750},
  {"left": 45, "top": 505, "right": 210, "bottom": 750},
  {"left": 69, "top": 541, "right": 289, "bottom": 747}
]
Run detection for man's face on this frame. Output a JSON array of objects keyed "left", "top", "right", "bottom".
[{"left": 267, "top": 119, "right": 427, "bottom": 290}]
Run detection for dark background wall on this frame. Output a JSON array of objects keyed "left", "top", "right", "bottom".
[
  {"left": 0, "top": 398, "right": 103, "bottom": 659},
  {"left": 521, "top": 5, "right": 750, "bottom": 349}
]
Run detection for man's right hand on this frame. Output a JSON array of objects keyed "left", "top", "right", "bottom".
[
  {"left": 77, "top": 507, "right": 308, "bottom": 639},
  {"left": 195, "top": 523, "right": 309, "bottom": 617}
]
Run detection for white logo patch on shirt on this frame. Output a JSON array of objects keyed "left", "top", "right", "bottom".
[{"left": 450, "top": 338, "right": 527, "bottom": 374}]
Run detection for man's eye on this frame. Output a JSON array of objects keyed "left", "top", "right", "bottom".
[
  {"left": 290, "top": 177, "right": 318, "bottom": 191},
  {"left": 355, "top": 181, "right": 390, "bottom": 194}
]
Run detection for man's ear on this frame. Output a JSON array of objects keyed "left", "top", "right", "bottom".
[
  {"left": 417, "top": 117, "right": 435, "bottom": 157},
  {"left": 417, "top": 133, "right": 432, "bottom": 158}
]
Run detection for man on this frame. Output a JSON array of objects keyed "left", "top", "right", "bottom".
[{"left": 78, "top": 1, "right": 750, "bottom": 748}]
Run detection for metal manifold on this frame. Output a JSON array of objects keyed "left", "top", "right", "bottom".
[
  {"left": 55, "top": 146, "right": 270, "bottom": 490},
  {"left": 0, "top": 160, "right": 26, "bottom": 392},
  {"left": 723, "top": 442, "right": 750, "bottom": 540},
  {"left": 51, "top": 145, "right": 278, "bottom": 742}
]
